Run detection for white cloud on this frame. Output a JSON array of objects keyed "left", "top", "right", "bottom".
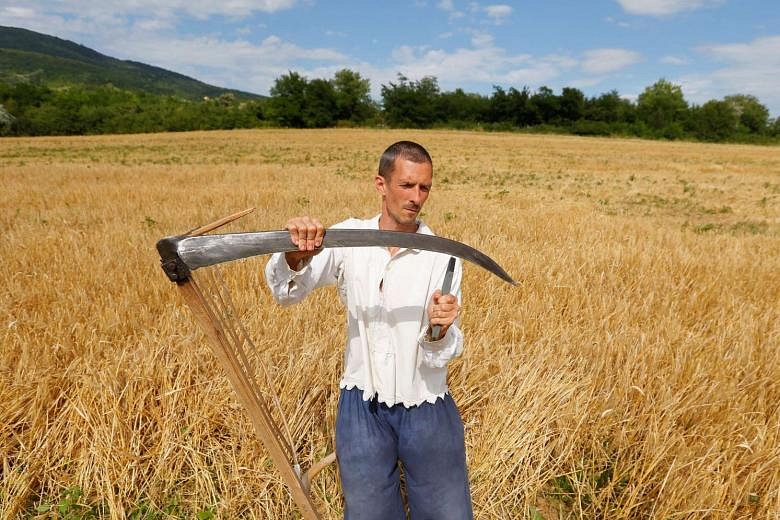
[
  {"left": 569, "top": 76, "right": 611, "bottom": 88},
  {"left": 679, "top": 35, "right": 780, "bottom": 115},
  {"left": 698, "top": 35, "right": 780, "bottom": 65},
  {"left": 1, "top": 6, "right": 36, "bottom": 18},
  {"left": 581, "top": 48, "right": 642, "bottom": 75},
  {"left": 96, "top": 32, "right": 347, "bottom": 95},
  {"left": 1, "top": 0, "right": 297, "bottom": 25},
  {"left": 0, "top": 6, "right": 127, "bottom": 43},
  {"left": 544, "top": 54, "right": 579, "bottom": 69},
  {"left": 570, "top": 48, "right": 640, "bottom": 89},
  {"left": 604, "top": 16, "right": 631, "bottom": 28},
  {"left": 384, "top": 40, "right": 574, "bottom": 90},
  {"left": 436, "top": 0, "right": 465, "bottom": 19},
  {"left": 484, "top": 4, "right": 512, "bottom": 23},
  {"left": 660, "top": 55, "right": 688, "bottom": 65},
  {"left": 470, "top": 32, "right": 494, "bottom": 47},
  {"left": 133, "top": 18, "right": 174, "bottom": 32},
  {"left": 616, "top": 0, "right": 722, "bottom": 16},
  {"left": 391, "top": 45, "right": 420, "bottom": 64}
]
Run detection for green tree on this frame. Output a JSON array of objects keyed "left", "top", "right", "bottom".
[
  {"left": 3, "top": 82, "right": 52, "bottom": 112},
  {"left": 693, "top": 100, "right": 738, "bottom": 141},
  {"left": 769, "top": 117, "right": 780, "bottom": 137},
  {"left": 507, "top": 87, "right": 534, "bottom": 126},
  {"left": 0, "top": 103, "right": 15, "bottom": 135},
  {"left": 487, "top": 86, "right": 536, "bottom": 126},
  {"left": 216, "top": 92, "right": 237, "bottom": 107},
  {"left": 436, "top": 88, "right": 487, "bottom": 125},
  {"left": 724, "top": 94, "right": 770, "bottom": 134},
  {"left": 381, "top": 74, "right": 440, "bottom": 128},
  {"left": 585, "top": 90, "right": 636, "bottom": 124},
  {"left": 0, "top": 79, "right": 267, "bottom": 135},
  {"left": 269, "top": 71, "right": 308, "bottom": 127},
  {"left": 558, "top": 87, "right": 585, "bottom": 123},
  {"left": 486, "top": 86, "right": 511, "bottom": 124},
  {"left": 529, "top": 86, "right": 559, "bottom": 125},
  {"left": 332, "top": 69, "right": 375, "bottom": 123},
  {"left": 486, "top": 85, "right": 512, "bottom": 123},
  {"left": 636, "top": 79, "right": 689, "bottom": 136},
  {"left": 303, "top": 78, "right": 337, "bottom": 128}
]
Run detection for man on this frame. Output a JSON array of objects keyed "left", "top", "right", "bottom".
[{"left": 264, "top": 141, "right": 472, "bottom": 519}]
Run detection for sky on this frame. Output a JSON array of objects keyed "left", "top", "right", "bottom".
[{"left": 2, "top": 0, "right": 779, "bottom": 116}]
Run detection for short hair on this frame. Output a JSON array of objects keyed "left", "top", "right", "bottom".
[{"left": 378, "top": 141, "right": 433, "bottom": 179}]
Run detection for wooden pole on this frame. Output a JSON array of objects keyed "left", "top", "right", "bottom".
[
  {"left": 165, "top": 209, "right": 331, "bottom": 519},
  {"left": 177, "top": 278, "right": 322, "bottom": 519},
  {"left": 185, "top": 207, "right": 255, "bottom": 237}
]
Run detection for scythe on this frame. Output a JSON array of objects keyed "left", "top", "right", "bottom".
[{"left": 156, "top": 208, "right": 516, "bottom": 519}]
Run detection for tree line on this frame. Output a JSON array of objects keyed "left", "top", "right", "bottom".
[{"left": 1, "top": 69, "right": 779, "bottom": 143}]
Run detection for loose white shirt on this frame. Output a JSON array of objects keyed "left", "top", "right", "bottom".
[{"left": 264, "top": 214, "right": 464, "bottom": 407}]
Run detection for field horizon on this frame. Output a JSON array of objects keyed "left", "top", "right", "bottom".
[{"left": 1, "top": 128, "right": 779, "bottom": 519}]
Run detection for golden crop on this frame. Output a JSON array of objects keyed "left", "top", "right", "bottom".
[{"left": 1, "top": 129, "right": 779, "bottom": 519}]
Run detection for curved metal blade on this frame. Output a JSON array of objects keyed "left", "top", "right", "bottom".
[{"left": 157, "top": 229, "right": 516, "bottom": 285}]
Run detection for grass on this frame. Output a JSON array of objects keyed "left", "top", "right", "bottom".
[{"left": 1, "top": 129, "right": 779, "bottom": 518}]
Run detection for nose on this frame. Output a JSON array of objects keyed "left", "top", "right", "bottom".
[{"left": 411, "top": 187, "right": 422, "bottom": 204}]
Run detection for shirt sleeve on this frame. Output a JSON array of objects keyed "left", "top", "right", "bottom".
[
  {"left": 264, "top": 247, "right": 342, "bottom": 306},
  {"left": 418, "top": 324, "right": 464, "bottom": 368},
  {"left": 418, "top": 257, "right": 464, "bottom": 368}
]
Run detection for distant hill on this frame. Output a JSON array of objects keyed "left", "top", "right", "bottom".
[{"left": 0, "top": 26, "right": 263, "bottom": 101}]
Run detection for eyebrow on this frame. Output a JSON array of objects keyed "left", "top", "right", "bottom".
[{"left": 398, "top": 180, "right": 431, "bottom": 187}]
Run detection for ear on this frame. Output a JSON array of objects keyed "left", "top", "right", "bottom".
[{"left": 374, "top": 174, "right": 386, "bottom": 196}]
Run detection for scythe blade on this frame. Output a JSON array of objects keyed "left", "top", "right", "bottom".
[{"left": 157, "top": 229, "right": 517, "bottom": 285}]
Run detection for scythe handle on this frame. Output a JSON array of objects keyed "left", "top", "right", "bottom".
[{"left": 431, "top": 256, "right": 456, "bottom": 341}]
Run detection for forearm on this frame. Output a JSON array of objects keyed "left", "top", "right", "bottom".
[{"left": 285, "top": 250, "right": 313, "bottom": 270}]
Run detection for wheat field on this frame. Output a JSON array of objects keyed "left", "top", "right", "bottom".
[{"left": 1, "top": 129, "right": 779, "bottom": 519}]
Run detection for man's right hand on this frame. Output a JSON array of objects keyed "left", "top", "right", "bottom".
[{"left": 284, "top": 216, "right": 325, "bottom": 269}]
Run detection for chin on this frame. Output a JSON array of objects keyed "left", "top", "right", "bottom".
[{"left": 388, "top": 211, "right": 419, "bottom": 229}]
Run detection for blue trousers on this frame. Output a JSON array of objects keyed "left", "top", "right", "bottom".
[{"left": 335, "top": 387, "right": 473, "bottom": 520}]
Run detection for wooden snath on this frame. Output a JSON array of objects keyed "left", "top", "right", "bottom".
[{"left": 164, "top": 208, "right": 335, "bottom": 519}]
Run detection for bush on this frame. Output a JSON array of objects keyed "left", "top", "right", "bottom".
[{"left": 571, "top": 120, "right": 612, "bottom": 136}]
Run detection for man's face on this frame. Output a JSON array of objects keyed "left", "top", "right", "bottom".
[{"left": 375, "top": 158, "right": 433, "bottom": 231}]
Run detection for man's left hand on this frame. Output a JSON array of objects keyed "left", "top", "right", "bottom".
[{"left": 427, "top": 289, "right": 459, "bottom": 340}]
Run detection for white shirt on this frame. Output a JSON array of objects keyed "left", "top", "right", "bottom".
[{"left": 264, "top": 214, "right": 464, "bottom": 407}]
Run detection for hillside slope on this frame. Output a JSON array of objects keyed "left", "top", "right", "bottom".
[{"left": 0, "top": 26, "right": 262, "bottom": 100}]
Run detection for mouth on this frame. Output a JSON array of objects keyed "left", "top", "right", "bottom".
[{"left": 404, "top": 206, "right": 419, "bottom": 214}]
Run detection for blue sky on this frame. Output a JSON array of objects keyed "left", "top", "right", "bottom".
[{"left": 2, "top": 0, "right": 779, "bottom": 115}]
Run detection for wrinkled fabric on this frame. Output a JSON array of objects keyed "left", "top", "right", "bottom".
[
  {"left": 336, "top": 386, "right": 473, "bottom": 520},
  {"left": 265, "top": 214, "right": 464, "bottom": 407}
]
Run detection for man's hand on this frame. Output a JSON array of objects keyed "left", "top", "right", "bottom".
[
  {"left": 427, "top": 289, "right": 460, "bottom": 340},
  {"left": 284, "top": 216, "right": 324, "bottom": 269}
]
